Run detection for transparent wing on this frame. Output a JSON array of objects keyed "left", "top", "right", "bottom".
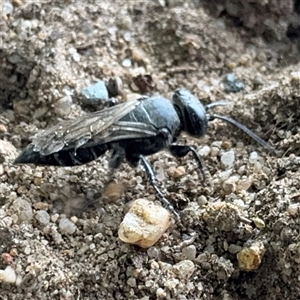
[
  {"left": 92, "top": 120, "right": 159, "bottom": 144},
  {"left": 31, "top": 100, "right": 143, "bottom": 155}
]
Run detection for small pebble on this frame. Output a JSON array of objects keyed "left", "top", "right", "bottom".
[
  {"left": 222, "top": 177, "right": 236, "bottom": 194},
  {"left": 127, "top": 277, "right": 136, "bottom": 288},
  {"left": 228, "top": 244, "right": 242, "bottom": 254},
  {"left": 181, "top": 245, "right": 197, "bottom": 260},
  {"left": 0, "top": 1, "right": 13, "bottom": 15},
  {"left": 59, "top": 218, "right": 77, "bottom": 235},
  {"left": 17, "top": 186, "right": 27, "bottom": 194},
  {"left": 249, "top": 151, "right": 259, "bottom": 164},
  {"left": 126, "top": 93, "right": 143, "bottom": 102},
  {"left": 0, "top": 140, "right": 18, "bottom": 162},
  {"left": 106, "top": 77, "right": 123, "bottom": 97},
  {"left": 171, "top": 260, "right": 195, "bottom": 280},
  {"left": 287, "top": 203, "right": 300, "bottom": 216},
  {"left": 130, "top": 47, "right": 149, "bottom": 65},
  {"left": 237, "top": 240, "right": 265, "bottom": 271},
  {"left": 54, "top": 95, "right": 72, "bottom": 117},
  {"left": 239, "top": 54, "right": 251, "bottom": 66},
  {"left": 198, "top": 145, "right": 210, "bottom": 156},
  {"left": 70, "top": 216, "right": 78, "bottom": 224},
  {"left": 156, "top": 288, "right": 167, "bottom": 298},
  {"left": 197, "top": 195, "right": 208, "bottom": 207},
  {"left": 23, "top": 245, "right": 31, "bottom": 255},
  {"left": 118, "top": 199, "right": 171, "bottom": 248},
  {"left": 1, "top": 253, "right": 13, "bottom": 264},
  {"left": 219, "top": 170, "right": 232, "bottom": 181},
  {"left": 103, "top": 182, "right": 124, "bottom": 202},
  {"left": 221, "top": 141, "right": 232, "bottom": 150},
  {"left": 252, "top": 217, "right": 265, "bottom": 229},
  {"left": 11, "top": 199, "right": 33, "bottom": 222},
  {"left": 81, "top": 81, "right": 109, "bottom": 106},
  {"left": 12, "top": 0, "right": 24, "bottom": 7},
  {"left": 237, "top": 177, "right": 253, "bottom": 191},
  {"left": 33, "top": 202, "right": 49, "bottom": 210},
  {"left": 210, "top": 146, "right": 220, "bottom": 157},
  {"left": 0, "top": 124, "right": 7, "bottom": 133},
  {"left": 154, "top": 161, "right": 165, "bottom": 182},
  {"left": 0, "top": 266, "right": 22, "bottom": 286},
  {"left": 147, "top": 247, "right": 160, "bottom": 258},
  {"left": 68, "top": 47, "right": 80, "bottom": 62},
  {"left": 123, "top": 31, "right": 131, "bottom": 41},
  {"left": 221, "top": 150, "right": 235, "bottom": 167},
  {"left": 9, "top": 249, "right": 18, "bottom": 257},
  {"left": 255, "top": 200, "right": 262, "bottom": 207},
  {"left": 51, "top": 213, "right": 59, "bottom": 223},
  {"left": 227, "top": 61, "right": 237, "bottom": 69},
  {"left": 169, "top": 166, "right": 186, "bottom": 179},
  {"left": 233, "top": 199, "right": 247, "bottom": 210},
  {"left": 35, "top": 210, "right": 50, "bottom": 226},
  {"left": 223, "top": 73, "right": 245, "bottom": 93},
  {"left": 33, "top": 177, "right": 42, "bottom": 186},
  {"left": 122, "top": 58, "right": 132, "bottom": 68},
  {"left": 291, "top": 71, "right": 300, "bottom": 82}
]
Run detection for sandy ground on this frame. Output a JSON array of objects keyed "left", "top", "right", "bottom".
[{"left": 1, "top": 0, "right": 300, "bottom": 299}]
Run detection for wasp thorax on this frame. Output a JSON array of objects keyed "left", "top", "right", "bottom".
[{"left": 172, "top": 89, "right": 208, "bottom": 137}]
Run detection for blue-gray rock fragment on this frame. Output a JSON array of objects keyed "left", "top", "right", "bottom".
[
  {"left": 81, "top": 81, "right": 109, "bottom": 106},
  {"left": 223, "top": 73, "right": 245, "bottom": 93}
]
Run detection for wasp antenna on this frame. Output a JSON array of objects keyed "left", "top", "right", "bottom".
[
  {"left": 205, "top": 101, "right": 233, "bottom": 110},
  {"left": 208, "top": 113, "right": 277, "bottom": 154}
]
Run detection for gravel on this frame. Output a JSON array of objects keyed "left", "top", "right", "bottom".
[{"left": 1, "top": 0, "right": 300, "bottom": 299}]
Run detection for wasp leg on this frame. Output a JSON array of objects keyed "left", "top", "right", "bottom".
[
  {"left": 109, "top": 145, "right": 126, "bottom": 169},
  {"left": 169, "top": 145, "right": 206, "bottom": 180},
  {"left": 139, "top": 155, "right": 180, "bottom": 220}
]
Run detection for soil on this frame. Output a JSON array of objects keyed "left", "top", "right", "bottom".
[{"left": 1, "top": 0, "right": 300, "bottom": 299}]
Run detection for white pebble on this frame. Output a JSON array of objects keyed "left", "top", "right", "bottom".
[
  {"left": 122, "top": 58, "right": 132, "bottom": 67},
  {"left": 254, "top": 199, "right": 262, "bottom": 206},
  {"left": 24, "top": 245, "right": 31, "bottom": 255},
  {"left": 249, "top": 151, "right": 259, "bottom": 164},
  {"left": 233, "top": 199, "right": 248, "bottom": 210},
  {"left": 171, "top": 260, "right": 195, "bottom": 280},
  {"left": 237, "top": 177, "right": 253, "bottom": 191},
  {"left": 59, "top": 218, "right": 77, "bottom": 235},
  {"left": 221, "top": 150, "right": 235, "bottom": 167},
  {"left": 0, "top": 266, "right": 22, "bottom": 285},
  {"left": 11, "top": 199, "right": 33, "bottom": 222},
  {"left": 118, "top": 199, "right": 171, "bottom": 248},
  {"left": 287, "top": 203, "right": 300, "bottom": 216},
  {"left": 123, "top": 31, "right": 132, "bottom": 41},
  {"left": 35, "top": 210, "right": 50, "bottom": 226},
  {"left": 68, "top": 47, "right": 80, "bottom": 62},
  {"left": 198, "top": 145, "right": 210, "bottom": 157},
  {"left": 210, "top": 146, "right": 220, "bottom": 157},
  {"left": 54, "top": 95, "right": 72, "bottom": 116},
  {"left": 181, "top": 245, "right": 197, "bottom": 260},
  {"left": 219, "top": 170, "right": 232, "bottom": 181},
  {"left": 252, "top": 217, "right": 265, "bottom": 228},
  {"left": 1, "top": 1, "right": 13, "bottom": 15}
]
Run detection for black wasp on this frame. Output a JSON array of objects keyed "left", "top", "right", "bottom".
[{"left": 15, "top": 89, "right": 276, "bottom": 218}]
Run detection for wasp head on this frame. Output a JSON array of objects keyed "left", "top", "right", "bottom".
[
  {"left": 172, "top": 89, "right": 208, "bottom": 137},
  {"left": 172, "top": 89, "right": 276, "bottom": 153}
]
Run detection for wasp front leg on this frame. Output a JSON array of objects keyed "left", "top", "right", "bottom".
[
  {"left": 138, "top": 155, "right": 180, "bottom": 220},
  {"left": 169, "top": 145, "right": 206, "bottom": 180}
]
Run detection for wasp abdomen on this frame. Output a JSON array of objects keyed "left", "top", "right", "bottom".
[{"left": 15, "top": 144, "right": 108, "bottom": 166}]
